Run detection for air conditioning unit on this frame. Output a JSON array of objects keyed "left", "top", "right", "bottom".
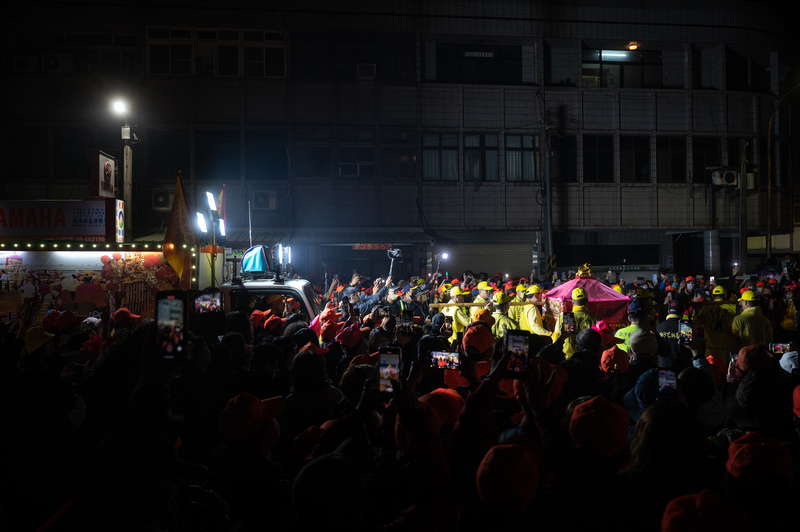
[
  {"left": 357, "top": 63, "right": 376, "bottom": 79},
  {"left": 151, "top": 188, "right": 175, "bottom": 211},
  {"left": 41, "top": 53, "right": 73, "bottom": 74},
  {"left": 711, "top": 168, "right": 739, "bottom": 186},
  {"left": 13, "top": 55, "right": 38, "bottom": 73},
  {"left": 339, "top": 163, "right": 360, "bottom": 177},
  {"left": 253, "top": 191, "right": 277, "bottom": 210}
]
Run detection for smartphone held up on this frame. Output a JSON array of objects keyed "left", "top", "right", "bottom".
[{"left": 156, "top": 290, "right": 188, "bottom": 360}]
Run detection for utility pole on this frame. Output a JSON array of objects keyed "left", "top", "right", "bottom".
[{"left": 738, "top": 139, "right": 748, "bottom": 269}]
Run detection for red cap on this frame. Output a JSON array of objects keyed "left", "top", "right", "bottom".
[
  {"left": 112, "top": 307, "right": 140, "bottom": 324},
  {"left": 349, "top": 352, "right": 378, "bottom": 366},
  {"left": 250, "top": 309, "right": 271, "bottom": 329},
  {"left": 730, "top": 345, "right": 773, "bottom": 379},
  {"left": 396, "top": 388, "right": 465, "bottom": 453},
  {"left": 740, "top": 288, "right": 751, "bottom": 295},
  {"left": 592, "top": 320, "right": 625, "bottom": 347},
  {"left": 685, "top": 276, "right": 696, "bottom": 282},
  {"left": 55, "top": 310, "right": 83, "bottom": 331},
  {"left": 569, "top": 396, "right": 630, "bottom": 459},
  {"left": 767, "top": 278, "right": 778, "bottom": 284},
  {"left": 42, "top": 310, "right": 60, "bottom": 331},
  {"left": 262, "top": 315, "right": 284, "bottom": 333},
  {"left": 756, "top": 281, "right": 766, "bottom": 287},
  {"left": 463, "top": 323, "right": 494, "bottom": 356},
  {"left": 665, "top": 285, "right": 676, "bottom": 292},
  {"left": 601, "top": 346, "right": 630, "bottom": 374},
  {"left": 219, "top": 393, "right": 285, "bottom": 444},
  {"left": 726, "top": 431, "right": 794, "bottom": 482},
  {"left": 661, "top": 489, "right": 751, "bottom": 532},
  {"left": 320, "top": 321, "right": 344, "bottom": 341},
  {"left": 476, "top": 444, "right": 540, "bottom": 512},
  {"left": 473, "top": 309, "right": 496, "bottom": 326},
  {"left": 335, "top": 323, "right": 365, "bottom": 349},
  {"left": 300, "top": 342, "right": 329, "bottom": 355},
  {"left": 794, "top": 385, "right": 800, "bottom": 417}
]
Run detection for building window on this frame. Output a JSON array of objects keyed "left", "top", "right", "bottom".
[
  {"left": 379, "top": 132, "right": 417, "bottom": 180},
  {"left": 338, "top": 144, "right": 375, "bottom": 179},
  {"left": 581, "top": 50, "right": 661, "bottom": 89},
  {"left": 434, "top": 45, "right": 523, "bottom": 85},
  {"left": 293, "top": 146, "right": 332, "bottom": 178},
  {"left": 245, "top": 131, "right": 287, "bottom": 180},
  {"left": 147, "top": 27, "right": 284, "bottom": 77},
  {"left": 692, "top": 138, "right": 722, "bottom": 184},
  {"left": 505, "top": 135, "right": 536, "bottom": 182},
  {"left": 656, "top": 137, "right": 687, "bottom": 183},
  {"left": 422, "top": 133, "right": 458, "bottom": 181},
  {"left": 620, "top": 136, "right": 651, "bottom": 183},
  {"left": 550, "top": 135, "right": 577, "bottom": 183},
  {"left": 195, "top": 130, "right": 241, "bottom": 181},
  {"left": 583, "top": 136, "right": 614, "bottom": 183},
  {"left": 146, "top": 129, "right": 190, "bottom": 181},
  {"left": 464, "top": 134, "right": 499, "bottom": 181},
  {"left": 727, "top": 138, "right": 753, "bottom": 174}
]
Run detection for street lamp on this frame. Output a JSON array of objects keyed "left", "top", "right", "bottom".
[
  {"left": 196, "top": 191, "right": 225, "bottom": 287},
  {"left": 112, "top": 99, "right": 132, "bottom": 237}
]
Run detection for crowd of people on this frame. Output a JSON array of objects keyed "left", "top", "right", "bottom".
[{"left": 1, "top": 257, "right": 799, "bottom": 531}]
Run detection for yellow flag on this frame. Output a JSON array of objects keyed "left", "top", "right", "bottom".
[{"left": 162, "top": 173, "right": 195, "bottom": 284}]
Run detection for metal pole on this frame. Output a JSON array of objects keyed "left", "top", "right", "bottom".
[
  {"left": 545, "top": 148, "right": 553, "bottom": 261},
  {"left": 739, "top": 140, "right": 748, "bottom": 269},
  {"left": 211, "top": 220, "right": 217, "bottom": 288},
  {"left": 123, "top": 134, "right": 132, "bottom": 237},
  {"left": 248, "top": 201, "right": 253, "bottom": 248}
]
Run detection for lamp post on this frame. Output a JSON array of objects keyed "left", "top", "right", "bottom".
[
  {"left": 197, "top": 192, "right": 226, "bottom": 288},
  {"left": 112, "top": 100, "right": 132, "bottom": 237}
]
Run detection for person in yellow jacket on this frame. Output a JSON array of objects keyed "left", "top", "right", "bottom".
[
  {"left": 470, "top": 281, "right": 493, "bottom": 322},
  {"left": 778, "top": 286, "right": 798, "bottom": 343},
  {"left": 508, "top": 284, "right": 528, "bottom": 323},
  {"left": 490, "top": 292, "right": 519, "bottom": 338},
  {"left": 730, "top": 290, "right": 773, "bottom": 349},
  {"left": 441, "top": 286, "right": 472, "bottom": 343},
  {"left": 553, "top": 287, "right": 598, "bottom": 359},
  {"left": 519, "top": 285, "right": 554, "bottom": 338},
  {"left": 692, "top": 285, "right": 738, "bottom": 363}
]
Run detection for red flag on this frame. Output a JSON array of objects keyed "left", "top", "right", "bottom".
[
  {"left": 162, "top": 173, "right": 195, "bottom": 286},
  {"left": 216, "top": 184, "right": 226, "bottom": 227}
]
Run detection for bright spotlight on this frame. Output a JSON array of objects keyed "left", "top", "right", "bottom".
[
  {"left": 206, "top": 191, "right": 217, "bottom": 211},
  {"left": 196, "top": 212, "right": 208, "bottom": 233},
  {"left": 219, "top": 219, "right": 226, "bottom": 236},
  {"left": 442, "top": 253, "right": 449, "bottom": 259},
  {"left": 112, "top": 100, "right": 127, "bottom": 115}
]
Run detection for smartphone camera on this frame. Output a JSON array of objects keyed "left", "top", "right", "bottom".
[
  {"left": 770, "top": 343, "right": 791, "bottom": 354},
  {"left": 658, "top": 369, "right": 678, "bottom": 400},
  {"left": 157, "top": 291, "right": 187, "bottom": 360},
  {"left": 378, "top": 351, "right": 401, "bottom": 392},
  {"left": 399, "top": 309, "right": 414, "bottom": 335},
  {"left": 505, "top": 330, "right": 531, "bottom": 379},
  {"left": 678, "top": 320, "right": 692, "bottom": 343},
  {"left": 561, "top": 312, "right": 576, "bottom": 334},
  {"left": 432, "top": 351, "right": 460, "bottom": 370}
]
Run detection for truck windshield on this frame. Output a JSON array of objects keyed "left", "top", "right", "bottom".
[{"left": 229, "top": 289, "right": 313, "bottom": 317}]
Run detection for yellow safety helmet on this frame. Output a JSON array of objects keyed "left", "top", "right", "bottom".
[
  {"left": 476, "top": 281, "right": 493, "bottom": 291},
  {"left": 515, "top": 284, "right": 527, "bottom": 295},
  {"left": 612, "top": 284, "right": 623, "bottom": 293},
  {"left": 636, "top": 289, "right": 653, "bottom": 299},
  {"left": 739, "top": 290, "right": 758, "bottom": 302},
  {"left": 712, "top": 286, "right": 727, "bottom": 296},
  {"left": 493, "top": 292, "right": 512, "bottom": 305},
  {"left": 449, "top": 286, "right": 465, "bottom": 298},
  {"left": 526, "top": 285, "right": 542, "bottom": 296},
  {"left": 572, "top": 287, "right": 587, "bottom": 300}
]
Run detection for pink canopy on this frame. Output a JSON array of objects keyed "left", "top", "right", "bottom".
[{"left": 543, "top": 276, "right": 631, "bottom": 325}]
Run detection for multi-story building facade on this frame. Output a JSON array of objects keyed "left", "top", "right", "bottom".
[{"left": 2, "top": 0, "right": 794, "bottom": 279}]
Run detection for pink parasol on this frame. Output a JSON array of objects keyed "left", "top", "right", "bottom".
[{"left": 543, "top": 276, "right": 631, "bottom": 325}]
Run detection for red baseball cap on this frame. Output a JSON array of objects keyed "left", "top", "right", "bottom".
[
  {"left": 335, "top": 323, "right": 365, "bottom": 349},
  {"left": 661, "top": 489, "right": 751, "bottom": 532},
  {"left": 55, "top": 310, "right": 83, "bottom": 331},
  {"left": 569, "top": 395, "right": 630, "bottom": 459},
  {"left": 512, "top": 358, "right": 568, "bottom": 406},
  {"left": 112, "top": 307, "right": 140, "bottom": 324},
  {"left": 219, "top": 393, "right": 285, "bottom": 445},
  {"left": 300, "top": 342, "right": 329, "bottom": 355},
  {"left": 473, "top": 309, "right": 496, "bottom": 327},
  {"left": 601, "top": 346, "right": 630, "bottom": 374},
  {"left": 349, "top": 352, "right": 378, "bottom": 366},
  {"left": 463, "top": 322, "right": 494, "bottom": 356},
  {"left": 320, "top": 321, "right": 344, "bottom": 341},
  {"left": 592, "top": 320, "right": 625, "bottom": 347},
  {"left": 477, "top": 444, "right": 540, "bottom": 512},
  {"left": 726, "top": 431, "right": 794, "bottom": 482},
  {"left": 730, "top": 345, "right": 773, "bottom": 379}
]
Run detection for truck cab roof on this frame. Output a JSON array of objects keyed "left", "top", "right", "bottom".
[{"left": 219, "top": 277, "right": 322, "bottom": 319}]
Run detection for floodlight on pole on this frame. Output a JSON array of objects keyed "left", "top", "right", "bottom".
[
  {"left": 112, "top": 100, "right": 127, "bottom": 115},
  {"left": 219, "top": 219, "right": 226, "bottom": 237},
  {"left": 442, "top": 253, "right": 449, "bottom": 260},
  {"left": 197, "top": 212, "right": 208, "bottom": 233},
  {"left": 206, "top": 191, "right": 217, "bottom": 211}
]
